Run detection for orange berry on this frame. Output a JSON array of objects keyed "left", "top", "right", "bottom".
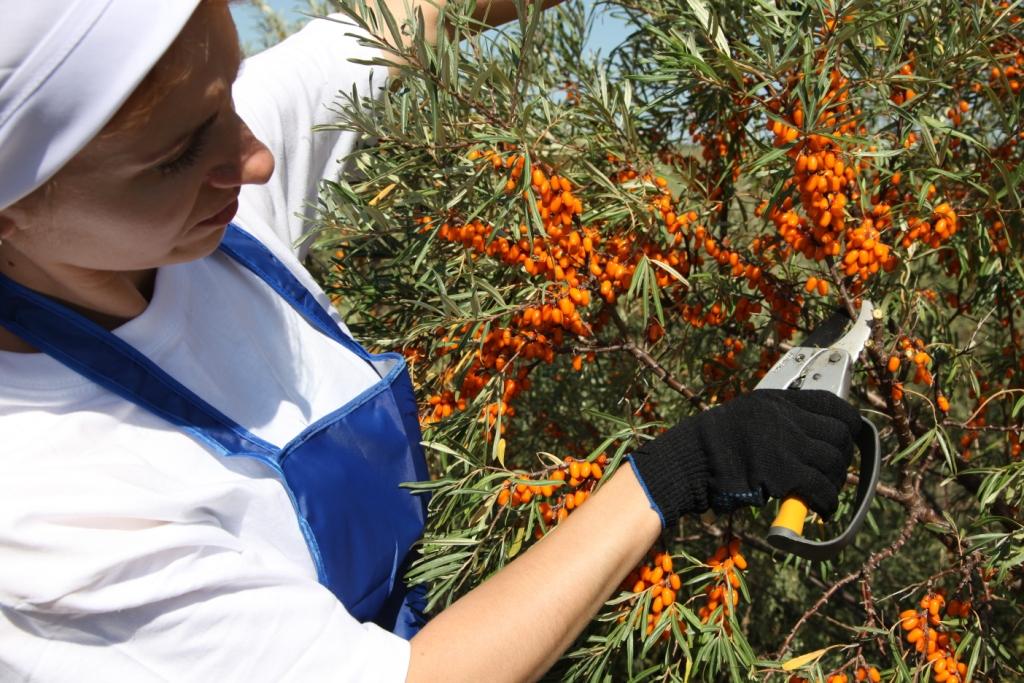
[
  {"left": 652, "top": 596, "right": 664, "bottom": 614},
  {"left": 901, "top": 615, "right": 920, "bottom": 631}
]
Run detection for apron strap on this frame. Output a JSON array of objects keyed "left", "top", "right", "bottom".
[
  {"left": 0, "top": 223, "right": 378, "bottom": 453},
  {"left": 220, "top": 225, "right": 374, "bottom": 363},
  {"left": 0, "top": 272, "right": 276, "bottom": 455}
]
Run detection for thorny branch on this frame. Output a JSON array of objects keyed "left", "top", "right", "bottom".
[
  {"left": 608, "top": 307, "right": 709, "bottom": 410},
  {"left": 776, "top": 510, "right": 919, "bottom": 658}
]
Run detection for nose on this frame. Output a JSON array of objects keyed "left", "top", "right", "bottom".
[{"left": 207, "top": 119, "right": 275, "bottom": 189}]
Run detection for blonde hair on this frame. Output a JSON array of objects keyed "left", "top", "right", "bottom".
[{"left": 104, "top": 0, "right": 241, "bottom": 135}]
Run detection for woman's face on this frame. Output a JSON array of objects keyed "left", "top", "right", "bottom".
[{"left": 0, "top": 2, "right": 275, "bottom": 273}]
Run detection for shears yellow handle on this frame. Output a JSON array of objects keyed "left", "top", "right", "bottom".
[
  {"left": 756, "top": 302, "right": 880, "bottom": 561},
  {"left": 772, "top": 498, "right": 808, "bottom": 537}
]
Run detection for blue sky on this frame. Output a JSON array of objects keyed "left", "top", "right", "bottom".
[{"left": 231, "top": 0, "right": 628, "bottom": 55}]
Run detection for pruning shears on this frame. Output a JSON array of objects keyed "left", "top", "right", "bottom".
[{"left": 755, "top": 301, "right": 881, "bottom": 561}]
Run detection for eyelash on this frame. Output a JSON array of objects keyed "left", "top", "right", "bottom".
[{"left": 157, "top": 117, "right": 215, "bottom": 176}]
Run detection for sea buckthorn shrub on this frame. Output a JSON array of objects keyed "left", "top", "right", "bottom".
[{"left": 306, "top": 0, "right": 1023, "bottom": 679}]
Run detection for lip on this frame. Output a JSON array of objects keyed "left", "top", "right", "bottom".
[{"left": 197, "top": 198, "right": 239, "bottom": 227}]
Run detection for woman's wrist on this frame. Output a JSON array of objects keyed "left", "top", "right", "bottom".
[{"left": 407, "top": 462, "right": 660, "bottom": 683}]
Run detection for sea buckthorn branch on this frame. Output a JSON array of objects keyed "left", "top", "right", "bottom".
[
  {"left": 858, "top": 570, "right": 887, "bottom": 657},
  {"left": 495, "top": 453, "right": 611, "bottom": 531},
  {"left": 699, "top": 521, "right": 864, "bottom": 612},
  {"left": 776, "top": 510, "right": 919, "bottom": 659}
]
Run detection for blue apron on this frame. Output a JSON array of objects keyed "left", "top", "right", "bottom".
[{"left": 0, "top": 224, "right": 430, "bottom": 638}]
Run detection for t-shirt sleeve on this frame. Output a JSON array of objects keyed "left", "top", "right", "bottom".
[
  {"left": 232, "top": 15, "right": 387, "bottom": 259},
  {"left": 0, "top": 454, "right": 410, "bottom": 682}
]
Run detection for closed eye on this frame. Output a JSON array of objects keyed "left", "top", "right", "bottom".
[{"left": 157, "top": 115, "right": 217, "bottom": 176}]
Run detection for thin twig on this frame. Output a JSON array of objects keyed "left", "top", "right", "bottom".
[{"left": 608, "top": 307, "right": 708, "bottom": 410}]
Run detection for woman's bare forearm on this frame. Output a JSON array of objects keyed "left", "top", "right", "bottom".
[
  {"left": 406, "top": 464, "right": 662, "bottom": 683},
  {"left": 374, "top": 0, "right": 565, "bottom": 76}
]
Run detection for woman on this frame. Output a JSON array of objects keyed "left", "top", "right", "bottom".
[{"left": 0, "top": 1, "right": 862, "bottom": 681}]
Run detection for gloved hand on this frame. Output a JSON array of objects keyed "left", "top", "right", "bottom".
[{"left": 628, "top": 389, "right": 862, "bottom": 527}]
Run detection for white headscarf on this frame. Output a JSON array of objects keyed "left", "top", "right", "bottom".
[{"left": 0, "top": 0, "right": 202, "bottom": 209}]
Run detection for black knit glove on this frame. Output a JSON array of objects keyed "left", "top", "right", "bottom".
[{"left": 628, "top": 389, "right": 862, "bottom": 527}]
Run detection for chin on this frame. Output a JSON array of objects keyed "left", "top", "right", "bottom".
[{"left": 166, "top": 223, "right": 229, "bottom": 264}]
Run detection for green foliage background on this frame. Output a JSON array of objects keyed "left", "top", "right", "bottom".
[{"left": 246, "top": 0, "right": 1023, "bottom": 680}]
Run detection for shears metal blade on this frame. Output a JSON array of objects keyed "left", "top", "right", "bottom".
[{"left": 755, "top": 301, "right": 881, "bottom": 561}]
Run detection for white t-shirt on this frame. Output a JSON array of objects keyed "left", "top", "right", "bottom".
[{"left": 0, "top": 17, "right": 412, "bottom": 683}]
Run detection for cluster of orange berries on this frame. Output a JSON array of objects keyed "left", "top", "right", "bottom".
[
  {"left": 422, "top": 152, "right": 602, "bottom": 428},
  {"left": 890, "top": 58, "right": 917, "bottom": 106},
  {"left": 988, "top": 10, "right": 1022, "bottom": 97},
  {"left": 698, "top": 227, "right": 804, "bottom": 340},
  {"left": 496, "top": 454, "right": 608, "bottom": 530},
  {"left": 759, "top": 57, "right": 970, "bottom": 304},
  {"left": 958, "top": 380, "right": 1015, "bottom": 461},
  {"left": 608, "top": 155, "right": 789, "bottom": 346},
  {"left": 466, "top": 147, "right": 512, "bottom": 171},
  {"left": 425, "top": 147, "right": 756, "bottom": 432},
  {"left": 899, "top": 589, "right": 972, "bottom": 682},
  {"left": 620, "top": 550, "right": 685, "bottom": 640},
  {"left": 987, "top": 218, "right": 1009, "bottom": 254},
  {"left": 903, "top": 203, "right": 959, "bottom": 250},
  {"left": 688, "top": 80, "right": 753, "bottom": 206},
  {"left": 842, "top": 217, "right": 898, "bottom": 282},
  {"left": 852, "top": 666, "right": 882, "bottom": 682},
  {"left": 429, "top": 152, "right": 707, "bottom": 423},
  {"left": 766, "top": 132, "right": 859, "bottom": 267},
  {"left": 957, "top": 379, "right": 998, "bottom": 461},
  {"left": 958, "top": 414, "right": 986, "bottom": 461},
  {"left": 946, "top": 98, "right": 971, "bottom": 126},
  {"left": 702, "top": 336, "right": 745, "bottom": 396},
  {"left": 886, "top": 336, "right": 935, "bottom": 393},
  {"left": 698, "top": 538, "right": 746, "bottom": 631},
  {"left": 793, "top": 666, "right": 882, "bottom": 683},
  {"left": 761, "top": 69, "right": 903, "bottom": 294},
  {"left": 698, "top": 226, "right": 765, "bottom": 284},
  {"left": 990, "top": 62, "right": 1022, "bottom": 94},
  {"left": 422, "top": 324, "right": 534, "bottom": 429}
]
